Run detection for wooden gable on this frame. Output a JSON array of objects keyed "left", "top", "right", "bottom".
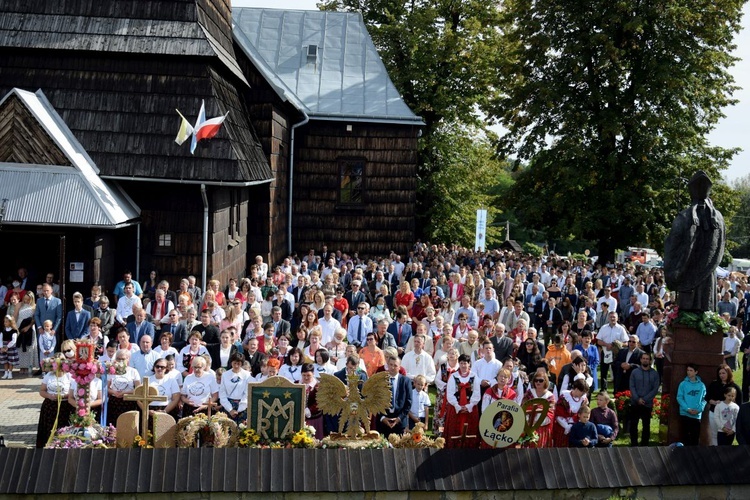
[
  {"left": 0, "top": 93, "right": 71, "bottom": 166},
  {"left": 0, "top": 0, "right": 272, "bottom": 184}
]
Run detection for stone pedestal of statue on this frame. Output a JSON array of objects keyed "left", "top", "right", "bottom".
[{"left": 664, "top": 324, "right": 723, "bottom": 445}]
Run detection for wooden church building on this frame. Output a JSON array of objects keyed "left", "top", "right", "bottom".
[{"left": 0, "top": 0, "right": 421, "bottom": 297}]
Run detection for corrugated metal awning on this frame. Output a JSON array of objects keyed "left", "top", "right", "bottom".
[
  {"left": 0, "top": 88, "right": 140, "bottom": 228},
  {"left": 0, "top": 164, "right": 139, "bottom": 228}
]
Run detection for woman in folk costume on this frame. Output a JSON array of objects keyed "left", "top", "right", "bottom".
[
  {"left": 301, "top": 363, "right": 324, "bottom": 439},
  {"left": 552, "top": 378, "right": 589, "bottom": 447},
  {"left": 480, "top": 368, "right": 518, "bottom": 449},
  {"left": 522, "top": 368, "right": 556, "bottom": 448},
  {"left": 433, "top": 347, "right": 460, "bottom": 435},
  {"left": 444, "top": 354, "right": 481, "bottom": 448}
]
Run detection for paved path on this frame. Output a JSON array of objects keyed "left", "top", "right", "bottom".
[{"left": 0, "top": 374, "right": 43, "bottom": 447}]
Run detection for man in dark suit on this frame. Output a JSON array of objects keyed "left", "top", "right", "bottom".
[
  {"left": 126, "top": 307, "right": 155, "bottom": 345},
  {"left": 243, "top": 336, "right": 266, "bottom": 377},
  {"left": 161, "top": 310, "right": 189, "bottom": 349},
  {"left": 490, "top": 324, "right": 514, "bottom": 361},
  {"left": 34, "top": 283, "right": 62, "bottom": 335},
  {"left": 291, "top": 276, "right": 308, "bottom": 309},
  {"left": 376, "top": 356, "right": 412, "bottom": 437},
  {"left": 613, "top": 335, "right": 645, "bottom": 392},
  {"left": 344, "top": 280, "right": 367, "bottom": 322},
  {"left": 387, "top": 311, "right": 412, "bottom": 356},
  {"left": 273, "top": 289, "right": 293, "bottom": 322},
  {"left": 271, "top": 307, "right": 291, "bottom": 338},
  {"left": 541, "top": 297, "right": 564, "bottom": 337},
  {"left": 64, "top": 292, "right": 91, "bottom": 340}
]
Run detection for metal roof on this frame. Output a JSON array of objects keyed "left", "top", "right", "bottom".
[
  {"left": 0, "top": 446, "right": 747, "bottom": 494},
  {"left": 0, "top": 88, "right": 140, "bottom": 228},
  {"left": 232, "top": 8, "right": 424, "bottom": 126}
]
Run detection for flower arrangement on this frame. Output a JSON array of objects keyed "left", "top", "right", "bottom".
[
  {"left": 175, "top": 413, "right": 239, "bottom": 448},
  {"left": 666, "top": 306, "right": 729, "bottom": 336},
  {"left": 237, "top": 424, "right": 261, "bottom": 447},
  {"left": 289, "top": 427, "right": 316, "bottom": 448},
  {"left": 655, "top": 394, "right": 670, "bottom": 422},
  {"left": 46, "top": 424, "right": 117, "bottom": 449},
  {"left": 133, "top": 430, "right": 155, "bottom": 449},
  {"left": 237, "top": 424, "right": 318, "bottom": 449},
  {"left": 388, "top": 423, "right": 445, "bottom": 449},
  {"left": 614, "top": 390, "right": 631, "bottom": 413},
  {"left": 42, "top": 345, "right": 120, "bottom": 428}
]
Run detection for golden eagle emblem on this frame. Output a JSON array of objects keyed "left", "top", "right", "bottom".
[{"left": 316, "top": 371, "right": 392, "bottom": 438}]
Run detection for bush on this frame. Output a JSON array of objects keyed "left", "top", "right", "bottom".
[{"left": 522, "top": 242, "right": 544, "bottom": 257}]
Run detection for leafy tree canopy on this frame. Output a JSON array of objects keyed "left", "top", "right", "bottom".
[
  {"left": 492, "top": 0, "right": 744, "bottom": 262},
  {"left": 420, "top": 123, "right": 513, "bottom": 247},
  {"left": 727, "top": 173, "right": 750, "bottom": 257}
]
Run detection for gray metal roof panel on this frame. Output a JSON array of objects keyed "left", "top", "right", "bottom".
[
  {"left": 0, "top": 165, "right": 138, "bottom": 227},
  {"left": 233, "top": 8, "right": 423, "bottom": 126}
]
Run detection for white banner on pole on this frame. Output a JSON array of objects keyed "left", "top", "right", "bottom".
[{"left": 475, "top": 209, "right": 487, "bottom": 251}]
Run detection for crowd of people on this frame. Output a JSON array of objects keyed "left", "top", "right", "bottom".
[{"left": 3, "top": 242, "right": 749, "bottom": 448}]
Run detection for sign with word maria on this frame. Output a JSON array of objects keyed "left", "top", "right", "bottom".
[{"left": 248, "top": 376, "right": 306, "bottom": 441}]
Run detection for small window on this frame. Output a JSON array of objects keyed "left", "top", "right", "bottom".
[
  {"left": 338, "top": 158, "right": 365, "bottom": 207},
  {"left": 158, "top": 233, "right": 172, "bottom": 247},
  {"left": 307, "top": 45, "right": 318, "bottom": 63},
  {"left": 155, "top": 233, "right": 174, "bottom": 255}
]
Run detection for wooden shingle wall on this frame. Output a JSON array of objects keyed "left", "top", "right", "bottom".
[
  {"left": 293, "top": 122, "right": 419, "bottom": 257},
  {"left": 0, "top": 94, "right": 71, "bottom": 166}
]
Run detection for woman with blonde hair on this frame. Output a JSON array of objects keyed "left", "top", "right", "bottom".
[
  {"left": 17, "top": 291, "right": 38, "bottom": 375},
  {"left": 464, "top": 274, "right": 476, "bottom": 303},
  {"left": 220, "top": 302, "right": 243, "bottom": 333},
  {"left": 395, "top": 281, "right": 416, "bottom": 312},
  {"left": 207, "top": 279, "right": 226, "bottom": 307},
  {"left": 311, "top": 291, "right": 326, "bottom": 313}
]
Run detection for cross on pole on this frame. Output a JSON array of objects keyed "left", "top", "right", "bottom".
[
  {"left": 205, "top": 399, "right": 219, "bottom": 419},
  {"left": 124, "top": 378, "right": 168, "bottom": 436},
  {"left": 450, "top": 422, "right": 477, "bottom": 447}
]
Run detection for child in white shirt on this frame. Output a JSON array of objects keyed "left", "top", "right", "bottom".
[
  {"left": 713, "top": 386, "right": 740, "bottom": 446},
  {"left": 409, "top": 374, "right": 432, "bottom": 429},
  {"left": 38, "top": 320, "right": 57, "bottom": 366}
]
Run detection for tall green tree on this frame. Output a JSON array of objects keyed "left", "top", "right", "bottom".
[
  {"left": 493, "top": 0, "right": 744, "bottom": 262},
  {"left": 423, "top": 124, "right": 513, "bottom": 247},
  {"left": 728, "top": 173, "right": 750, "bottom": 257},
  {"left": 319, "top": 0, "right": 511, "bottom": 241}
]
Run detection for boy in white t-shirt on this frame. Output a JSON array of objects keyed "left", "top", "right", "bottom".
[{"left": 408, "top": 374, "right": 431, "bottom": 429}]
